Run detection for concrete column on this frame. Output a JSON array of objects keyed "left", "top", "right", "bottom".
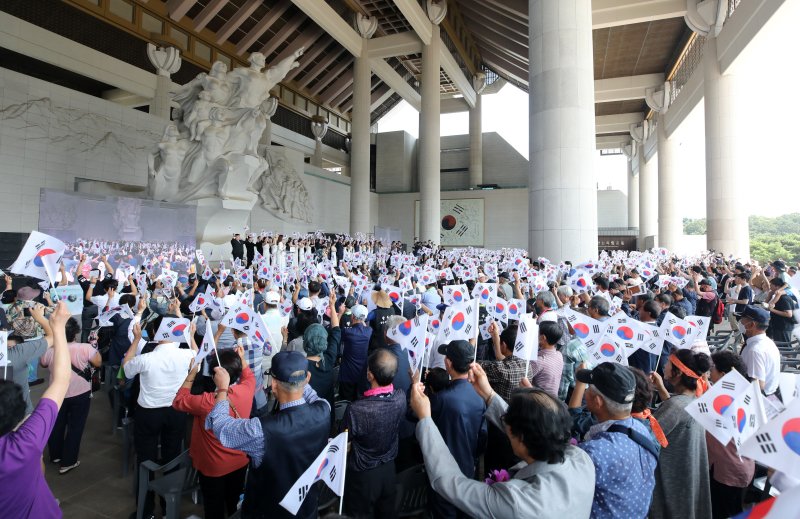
[
  {"left": 350, "top": 53, "right": 372, "bottom": 234},
  {"left": 418, "top": 22, "right": 443, "bottom": 244},
  {"left": 528, "top": 0, "right": 597, "bottom": 261},
  {"left": 703, "top": 37, "right": 749, "bottom": 258},
  {"left": 146, "top": 44, "right": 181, "bottom": 119},
  {"left": 657, "top": 119, "right": 681, "bottom": 252},
  {"left": 469, "top": 73, "right": 486, "bottom": 188},
  {"left": 638, "top": 143, "right": 658, "bottom": 249},
  {"left": 627, "top": 158, "right": 639, "bottom": 229}
]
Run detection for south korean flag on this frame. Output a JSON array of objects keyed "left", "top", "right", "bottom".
[
  {"left": 440, "top": 300, "right": 479, "bottom": 342},
  {"left": 562, "top": 308, "right": 604, "bottom": 350},
  {"left": 685, "top": 369, "right": 750, "bottom": 445},
  {"left": 739, "top": 397, "right": 800, "bottom": 481},
  {"left": 587, "top": 334, "right": 628, "bottom": 366},
  {"left": 660, "top": 311, "right": 695, "bottom": 349}
]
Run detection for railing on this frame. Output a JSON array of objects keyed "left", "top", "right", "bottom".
[
  {"left": 669, "top": 34, "right": 706, "bottom": 105},
  {"left": 668, "top": 0, "right": 743, "bottom": 105}
]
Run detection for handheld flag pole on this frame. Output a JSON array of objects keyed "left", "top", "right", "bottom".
[{"left": 339, "top": 429, "right": 348, "bottom": 515}]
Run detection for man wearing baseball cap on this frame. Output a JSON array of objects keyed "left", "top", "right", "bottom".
[
  {"left": 739, "top": 305, "right": 781, "bottom": 396},
  {"left": 206, "top": 351, "right": 330, "bottom": 518},
  {"left": 261, "top": 290, "right": 288, "bottom": 383},
  {"left": 339, "top": 304, "right": 372, "bottom": 401},
  {"left": 429, "top": 340, "right": 486, "bottom": 519},
  {"left": 575, "top": 363, "right": 658, "bottom": 519}
]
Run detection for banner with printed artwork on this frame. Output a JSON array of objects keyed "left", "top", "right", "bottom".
[{"left": 414, "top": 199, "right": 484, "bottom": 247}]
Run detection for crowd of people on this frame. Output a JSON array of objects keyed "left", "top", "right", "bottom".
[{"left": 1, "top": 230, "right": 799, "bottom": 519}]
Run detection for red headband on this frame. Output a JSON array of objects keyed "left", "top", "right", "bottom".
[{"left": 669, "top": 353, "right": 708, "bottom": 397}]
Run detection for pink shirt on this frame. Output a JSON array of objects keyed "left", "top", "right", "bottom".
[{"left": 41, "top": 342, "right": 98, "bottom": 398}]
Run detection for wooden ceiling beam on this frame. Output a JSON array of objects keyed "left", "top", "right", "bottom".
[{"left": 235, "top": 0, "right": 292, "bottom": 55}]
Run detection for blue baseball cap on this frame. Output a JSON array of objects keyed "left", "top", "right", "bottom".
[{"left": 269, "top": 351, "right": 308, "bottom": 383}]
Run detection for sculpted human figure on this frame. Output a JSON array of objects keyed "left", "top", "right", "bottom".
[
  {"left": 185, "top": 91, "right": 214, "bottom": 141},
  {"left": 148, "top": 124, "right": 187, "bottom": 201},
  {"left": 173, "top": 61, "right": 231, "bottom": 117},
  {"left": 227, "top": 50, "right": 304, "bottom": 109}
]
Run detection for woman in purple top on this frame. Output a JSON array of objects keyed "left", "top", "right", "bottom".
[{"left": 0, "top": 302, "right": 73, "bottom": 518}]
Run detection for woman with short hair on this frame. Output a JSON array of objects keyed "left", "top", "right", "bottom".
[
  {"left": 40, "top": 316, "right": 102, "bottom": 474},
  {"left": 649, "top": 349, "right": 713, "bottom": 519},
  {"left": 173, "top": 347, "right": 255, "bottom": 519}
]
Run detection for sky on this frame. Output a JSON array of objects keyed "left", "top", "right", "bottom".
[{"left": 376, "top": 2, "right": 800, "bottom": 219}]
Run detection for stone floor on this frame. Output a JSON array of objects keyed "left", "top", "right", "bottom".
[{"left": 31, "top": 370, "right": 205, "bottom": 519}]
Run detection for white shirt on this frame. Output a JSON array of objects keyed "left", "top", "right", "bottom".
[
  {"left": 123, "top": 342, "right": 194, "bottom": 408},
  {"left": 741, "top": 333, "right": 781, "bottom": 395},
  {"left": 91, "top": 292, "right": 121, "bottom": 309}
]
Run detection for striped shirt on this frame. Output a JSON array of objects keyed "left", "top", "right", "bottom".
[{"left": 529, "top": 347, "right": 564, "bottom": 398}]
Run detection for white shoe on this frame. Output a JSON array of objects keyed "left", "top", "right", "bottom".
[{"left": 59, "top": 461, "right": 80, "bottom": 474}]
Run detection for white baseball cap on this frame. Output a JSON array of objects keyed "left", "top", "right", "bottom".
[
  {"left": 265, "top": 291, "right": 280, "bottom": 305},
  {"left": 351, "top": 304, "right": 368, "bottom": 321},
  {"left": 297, "top": 297, "right": 313, "bottom": 311}
]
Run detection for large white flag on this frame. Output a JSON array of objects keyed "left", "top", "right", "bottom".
[
  {"left": 562, "top": 308, "right": 604, "bottom": 349},
  {"left": 153, "top": 317, "right": 192, "bottom": 343},
  {"left": 193, "top": 319, "right": 217, "bottom": 366},
  {"left": 471, "top": 283, "right": 497, "bottom": 304},
  {"left": 387, "top": 315, "right": 429, "bottom": 374},
  {"left": 587, "top": 334, "right": 628, "bottom": 366},
  {"left": 443, "top": 285, "right": 470, "bottom": 307},
  {"left": 512, "top": 314, "right": 538, "bottom": 363},
  {"left": 440, "top": 299, "right": 479, "bottom": 342},
  {"left": 739, "top": 397, "right": 800, "bottom": 481},
  {"left": 685, "top": 369, "right": 751, "bottom": 445},
  {"left": 685, "top": 315, "right": 711, "bottom": 341},
  {"left": 279, "top": 431, "right": 348, "bottom": 515},
  {"left": 507, "top": 298, "right": 526, "bottom": 321},
  {"left": 728, "top": 380, "right": 769, "bottom": 450},
  {"left": 486, "top": 295, "right": 509, "bottom": 324},
  {"left": 660, "top": 311, "right": 697, "bottom": 349},
  {"left": 10, "top": 231, "right": 65, "bottom": 284},
  {"left": 189, "top": 286, "right": 215, "bottom": 313}
]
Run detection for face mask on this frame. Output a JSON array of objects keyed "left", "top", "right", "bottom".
[{"left": 737, "top": 322, "right": 746, "bottom": 335}]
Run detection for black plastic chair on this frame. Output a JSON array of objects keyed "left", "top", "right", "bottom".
[
  {"left": 121, "top": 415, "right": 135, "bottom": 478},
  {"left": 395, "top": 464, "right": 428, "bottom": 517},
  {"left": 136, "top": 450, "right": 199, "bottom": 519}
]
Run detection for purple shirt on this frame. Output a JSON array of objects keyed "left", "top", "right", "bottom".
[{"left": 0, "top": 398, "right": 61, "bottom": 518}]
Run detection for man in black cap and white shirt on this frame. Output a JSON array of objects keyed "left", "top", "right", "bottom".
[
  {"left": 738, "top": 305, "right": 781, "bottom": 396},
  {"left": 428, "top": 339, "right": 487, "bottom": 519},
  {"left": 206, "top": 351, "right": 330, "bottom": 519}
]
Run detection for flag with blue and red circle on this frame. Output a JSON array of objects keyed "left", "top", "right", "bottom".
[
  {"left": 10, "top": 230, "right": 65, "bottom": 284},
  {"left": 739, "top": 396, "right": 800, "bottom": 481},
  {"left": 659, "top": 311, "right": 696, "bottom": 348},
  {"left": 508, "top": 298, "right": 526, "bottom": 321},
  {"left": 685, "top": 369, "right": 750, "bottom": 445},
  {"left": 443, "top": 284, "right": 470, "bottom": 306},
  {"left": 153, "top": 317, "right": 192, "bottom": 343},
  {"left": 387, "top": 315, "right": 429, "bottom": 374}
]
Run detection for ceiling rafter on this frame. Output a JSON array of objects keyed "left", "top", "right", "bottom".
[
  {"left": 309, "top": 56, "right": 354, "bottom": 97},
  {"left": 166, "top": 0, "right": 198, "bottom": 21},
  {"left": 297, "top": 49, "right": 348, "bottom": 89},
  {"left": 259, "top": 13, "right": 307, "bottom": 57},
  {"left": 235, "top": 0, "right": 293, "bottom": 55},
  {"left": 192, "top": 0, "right": 228, "bottom": 32},
  {"left": 215, "top": 0, "right": 261, "bottom": 44}
]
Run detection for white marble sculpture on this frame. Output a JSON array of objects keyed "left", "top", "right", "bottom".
[
  {"left": 148, "top": 46, "right": 315, "bottom": 254},
  {"left": 149, "top": 49, "right": 308, "bottom": 207}
]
